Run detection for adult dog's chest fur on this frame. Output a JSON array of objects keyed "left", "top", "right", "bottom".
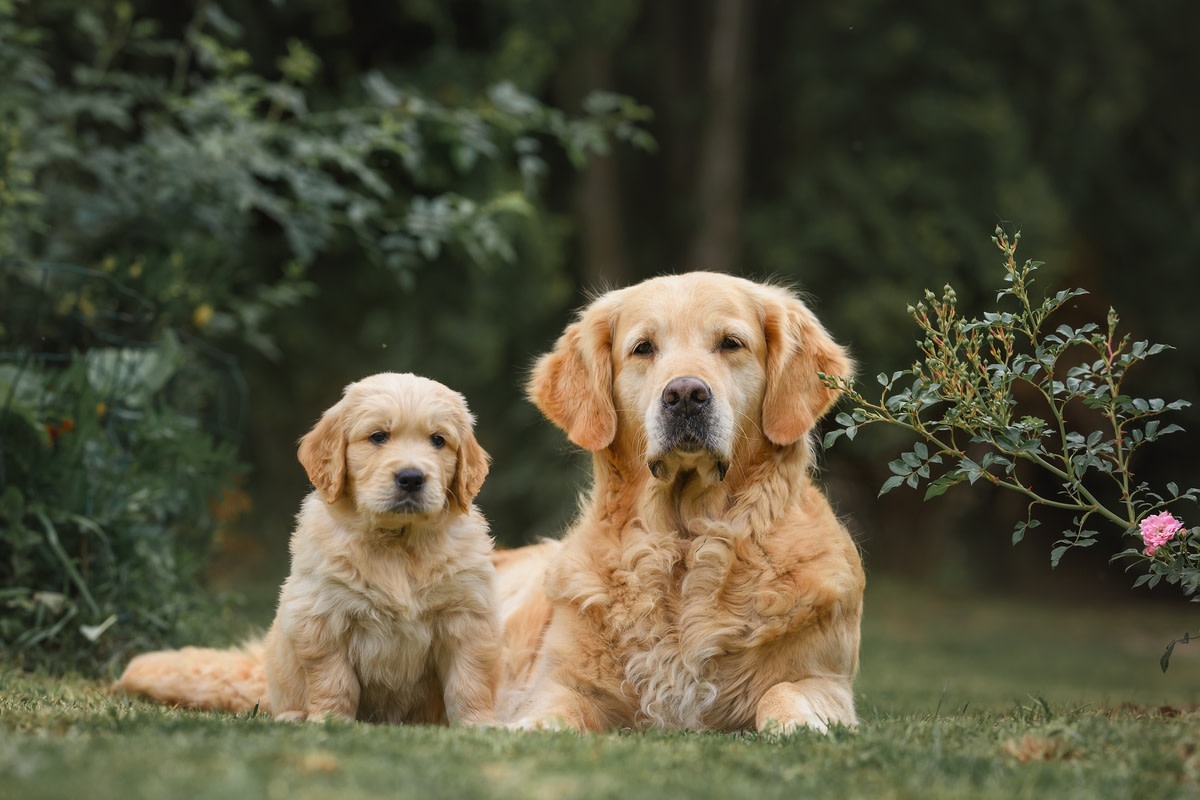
[{"left": 567, "top": 518, "right": 820, "bottom": 729}]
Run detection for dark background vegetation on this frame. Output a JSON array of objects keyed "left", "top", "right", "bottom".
[{"left": 3, "top": 0, "right": 1199, "bottom": 670}]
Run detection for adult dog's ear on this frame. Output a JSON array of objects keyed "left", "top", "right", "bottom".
[
  {"left": 527, "top": 296, "right": 618, "bottom": 451},
  {"left": 451, "top": 419, "right": 491, "bottom": 514},
  {"left": 297, "top": 398, "right": 348, "bottom": 503},
  {"left": 759, "top": 286, "right": 854, "bottom": 446}
]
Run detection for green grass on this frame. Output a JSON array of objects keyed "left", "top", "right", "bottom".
[{"left": 4, "top": 579, "right": 1200, "bottom": 800}]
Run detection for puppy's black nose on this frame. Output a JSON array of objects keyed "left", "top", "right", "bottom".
[
  {"left": 395, "top": 469, "right": 426, "bottom": 493},
  {"left": 661, "top": 377, "right": 711, "bottom": 416}
]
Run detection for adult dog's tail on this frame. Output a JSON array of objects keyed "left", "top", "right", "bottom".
[{"left": 113, "top": 640, "right": 268, "bottom": 713}]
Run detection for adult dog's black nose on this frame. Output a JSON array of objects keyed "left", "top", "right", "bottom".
[
  {"left": 395, "top": 469, "right": 426, "bottom": 493},
  {"left": 661, "top": 377, "right": 711, "bottom": 417}
]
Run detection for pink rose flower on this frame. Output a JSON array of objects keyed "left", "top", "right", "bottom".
[{"left": 1140, "top": 511, "right": 1185, "bottom": 556}]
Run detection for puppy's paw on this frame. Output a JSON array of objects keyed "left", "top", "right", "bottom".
[
  {"left": 306, "top": 710, "right": 355, "bottom": 724},
  {"left": 457, "top": 712, "right": 500, "bottom": 729},
  {"left": 272, "top": 710, "right": 307, "bottom": 723}
]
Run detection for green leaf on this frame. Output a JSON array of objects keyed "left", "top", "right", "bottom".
[
  {"left": 33, "top": 510, "right": 101, "bottom": 618},
  {"left": 879, "top": 475, "right": 905, "bottom": 496},
  {"left": 958, "top": 458, "right": 982, "bottom": 485},
  {"left": 85, "top": 330, "right": 185, "bottom": 407},
  {"left": 79, "top": 614, "right": 118, "bottom": 642},
  {"left": 1161, "top": 640, "right": 1177, "bottom": 673},
  {"left": 924, "top": 475, "right": 958, "bottom": 501}
]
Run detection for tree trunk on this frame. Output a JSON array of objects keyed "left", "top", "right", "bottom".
[
  {"left": 566, "top": 47, "right": 633, "bottom": 288},
  {"left": 686, "top": 0, "right": 753, "bottom": 274}
]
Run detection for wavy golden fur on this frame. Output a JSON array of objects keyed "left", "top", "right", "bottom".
[
  {"left": 115, "top": 372, "right": 500, "bottom": 725},
  {"left": 493, "top": 272, "right": 865, "bottom": 732}
]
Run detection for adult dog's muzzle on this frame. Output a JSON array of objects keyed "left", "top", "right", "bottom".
[{"left": 648, "top": 376, "right": 729, "bottom": 482}]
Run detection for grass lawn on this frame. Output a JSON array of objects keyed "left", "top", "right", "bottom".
[{"left": 4, "top": 577, "right": 1200, "bottom": 800}]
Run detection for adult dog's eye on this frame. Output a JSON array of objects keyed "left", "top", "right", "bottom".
[
  {"left": 430, "top": 433, "right": 446, "bottom": 449},
  {"left": 719, "top": 336, "right": 743, "bottom": 351},
  {"left": 632, "top": 340, "right": 655, "bottom": 356},
  {"left": 369, "top": 431, "right": 389, "bottom": 445}
]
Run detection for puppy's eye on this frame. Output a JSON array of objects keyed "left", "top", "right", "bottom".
[
  {"left": 369, "top": 431, "right": 389, "bottom": 445},
  {"left": 719, "top": 336, "right": 743, "bottom": 352},
  {"left": 632, "top": 340, "right": 655, "bottom": 357},
  {"left": 430, "top": 433, "right": 446, "bottom": 449}
]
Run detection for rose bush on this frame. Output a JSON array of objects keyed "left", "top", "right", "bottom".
[{"left": 822, "top": 228, "right": 1200, "bottom": 669}]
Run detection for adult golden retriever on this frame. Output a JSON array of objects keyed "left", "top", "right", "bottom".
[
  {"left": 492, "top": 272, "right": 864, "bottom": 733},
  {"left": 116, "top": 372, "right": 500, "bottom": 725}
]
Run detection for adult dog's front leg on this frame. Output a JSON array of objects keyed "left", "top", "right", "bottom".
[
  {"left": 504, "top": 607, "right": 630, "bottom": 732},
  {"left": 507, "top": 679, "right": 615, "bottom": 732},
  {"left": 754, "top": 678, "right": 857, "bottom": 734}
]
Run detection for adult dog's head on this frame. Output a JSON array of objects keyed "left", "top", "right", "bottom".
[
  {"left": 298, "top": 373, "right": 490, "bottom": 526},
  {"left": 528, "top": 272, "right": 852, "bottom": 485}
]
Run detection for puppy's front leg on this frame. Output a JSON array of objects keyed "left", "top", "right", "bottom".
[
  {"left": 301, "top": 649, "right": 361, "bottom": 722},
  {"left": 436, "top": 613, "right": 500, "bottom": 726}
]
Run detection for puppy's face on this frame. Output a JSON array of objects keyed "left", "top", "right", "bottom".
[
  {"left": 528, "top": 273, "right": 853, "bottom": 485},
  {"left": 298, "top": 373, "right": 490, "bottom": 526}
]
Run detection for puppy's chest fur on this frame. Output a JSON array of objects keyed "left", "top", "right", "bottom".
[
  {"left": 562, "top": 518, "right": 819, "bottom": 729},
  {"left": 294, "top": 544, "right": 467, "bottom": 720},
  {"left": 332, "top": 554, "right": 445, "bottom": 666}
]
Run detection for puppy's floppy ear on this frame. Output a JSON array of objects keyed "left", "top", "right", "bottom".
[
  {"left": 451, "top": 418, "right": 491, "bottom": 514},
  {"left": 297, "top": 397, "right": 348, "bottom": 503},
  {"left": 758, "top": 286, "right": 854, "bottom": 446},
  {"left": 527, "top": 295, "right": 618, "bottom": 451}
]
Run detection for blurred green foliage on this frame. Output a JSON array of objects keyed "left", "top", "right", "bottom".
[{"left": 0, "top": 265, "right": 242, "bottom": 671}]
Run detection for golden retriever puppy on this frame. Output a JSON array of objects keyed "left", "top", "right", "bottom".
[
  {"left": 494, "top": 272, "right": 865, "bottom": 734},
  {"left": 116, "top": 373, "right": 501, "bottom": 726}
]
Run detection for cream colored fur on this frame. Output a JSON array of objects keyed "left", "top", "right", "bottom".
[
  {"left": 493, "top": 272, "right": 865, "bottom": 733},
  {"left": 115, "top": 373, "right": 500, "bottom": 725}
]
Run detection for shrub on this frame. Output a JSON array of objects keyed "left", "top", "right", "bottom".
[
  {"left": 822, "top": 228, "right": 1199, "bottom": 667},
  {"left": 0, "top": 263, "right": 244, "bottom": 672}
]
